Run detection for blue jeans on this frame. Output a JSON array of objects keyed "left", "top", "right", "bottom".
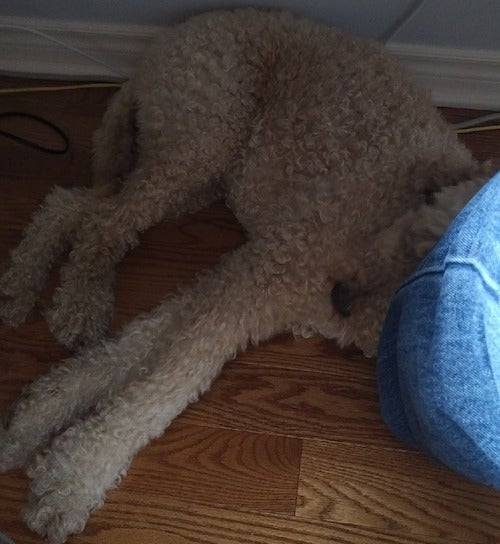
[{"left": 377, "top": 172, "right": 500, "bottom": 489}]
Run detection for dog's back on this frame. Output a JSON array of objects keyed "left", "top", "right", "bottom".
[{"left": 126, "top": 8, "right": 481, "bottom": 240}]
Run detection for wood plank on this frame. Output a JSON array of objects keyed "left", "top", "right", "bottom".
[
  {"left": 182, "top": 362, "right": 403, "bottom": 449},
  {"left": 0, "top": 480, "right": 478, "bottom": 544},
  {"left": 121, "top": 422, "right": 302, "bottom": 514},
  {"left": 235, "top": 334, "right": 370, "bottom": 378},
  {"left": 110, "top": 202, "right": 244, "bottom": 329},
  {"left": 297, "top": 440, "right": 500, "bottom": 543}
]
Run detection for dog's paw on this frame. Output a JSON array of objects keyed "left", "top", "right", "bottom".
[
  {"left": 46, "top": 280, "right": 114, "bottom": 349},
  {"left": 0, "top": 421, "right": 30, "bottom": 473},
  {"left": 25, "top": 438, "right": 104, "bottom": 543},
  {"left": 0, "top": 266, "right": 36, "bottom": 326},
  {"left": 24, "top": 490, "right": 92, "bottom": 544}
]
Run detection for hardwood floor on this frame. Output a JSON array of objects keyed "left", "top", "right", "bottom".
[{"left": 0, "top": 77, "right": 499, "bottom": 544}]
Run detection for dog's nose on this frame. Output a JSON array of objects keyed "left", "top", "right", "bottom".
[{"left": 331, "top": 282, "right": 352, "bottom": 317}]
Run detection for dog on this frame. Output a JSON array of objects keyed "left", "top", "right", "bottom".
[{"left": 0, "top": 8, "right": 492, "bottom": 542}]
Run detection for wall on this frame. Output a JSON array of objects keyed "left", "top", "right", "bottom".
[
  {"left": 1, "top": 0, "right": 499, "bottom": 107},
  {"left": 1, "top": 0, "right": 500, "bottom": 48}
]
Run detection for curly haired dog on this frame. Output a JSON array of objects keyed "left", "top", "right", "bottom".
[{"left": 0, "top": 8, "right": 493, "bottom": 542}]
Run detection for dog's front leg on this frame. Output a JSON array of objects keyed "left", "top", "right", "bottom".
[
  {"left": 0, "top": 295, "right": 184, "bottom": 473},
  {"left": 23, "top": 240, "right": 300, "bottom": 543}
]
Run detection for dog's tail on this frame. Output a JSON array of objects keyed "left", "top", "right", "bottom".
[{"left": 91, "top": 80, "right": 138, "bottom": 197}]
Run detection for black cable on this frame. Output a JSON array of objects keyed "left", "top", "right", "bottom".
[{"left": 0, "top": 112, "right": 69, "bottom": 154}]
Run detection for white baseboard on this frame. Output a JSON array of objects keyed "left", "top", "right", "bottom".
[
  {"left": 0, "top": 16, "right": 160, "bottom": 81},
  {"left": 388, "top": 43, "right": 500, "bottom": 110},
  {"left": 1, "top": 15, "right": 499, "bottom": 109}
]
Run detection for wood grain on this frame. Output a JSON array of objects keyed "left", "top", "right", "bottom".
[
  {"left": 297, "top": 440, "right": 500, "bottom": 543},
  {"left": 0, "top": 77, "right": 499, "bottom": 544},
  {"left": 230, "top": 333, "right": 370, "bottom": 377},
  {"left": 181, "top": 360, "right": 404, "bottom": 449},
  {"left": 0, "top": 482, "right": 480, "bottom": 544},
  {"left": 78, "top": 494, "right": 496, "bottom": 544},
  {"left": 121, "top": 422, "right": 302, "bottom": 514}
]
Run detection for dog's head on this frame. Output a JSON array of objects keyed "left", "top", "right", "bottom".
[{"left": 328, "top": 175, "right": 490, "bottom": 357}]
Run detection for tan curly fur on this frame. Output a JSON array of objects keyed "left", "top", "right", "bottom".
[{"left": 0, "top": 9, "right": 493, "bottom": 542}]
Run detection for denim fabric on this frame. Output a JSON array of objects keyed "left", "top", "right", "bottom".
[{"left": 377, "top": 172, "right": 500, "bottom": 489}]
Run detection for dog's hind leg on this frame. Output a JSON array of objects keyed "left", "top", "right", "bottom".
[
  {"left": 0, "top": 83, "right": 136, "bottom": 327},
  {"left": 22, "top": 240, "right": 301, "bottom": 543},
  {"left": 45, "top": 158, "right": 225, "bottom": 348},
  {"left": 0, "top": 187, "right": 102, "bottom": 326},
  {"left": 46, "top": 76, "right": 258, "bottom": 348}
]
